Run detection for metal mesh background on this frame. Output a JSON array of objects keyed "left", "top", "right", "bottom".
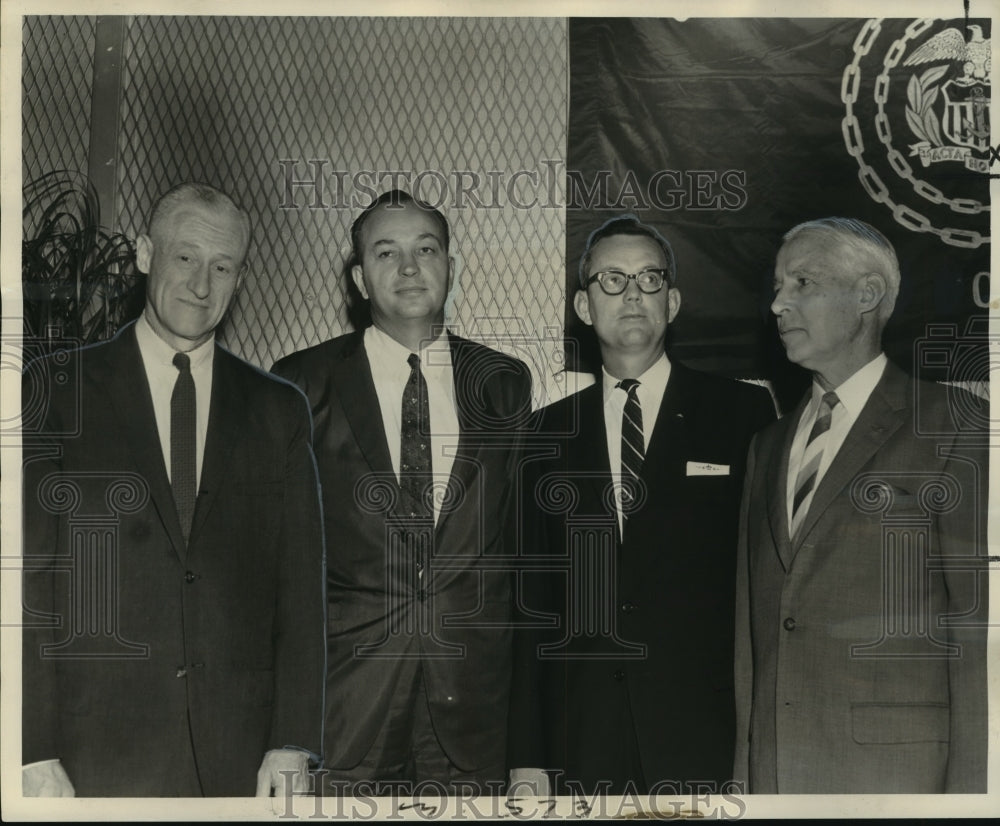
[
  {"left": 110, "top": 16, "right": 568, "bottom": 405},
  {"left": 21, "top": 16, "right": 95, "bottom": 190}
]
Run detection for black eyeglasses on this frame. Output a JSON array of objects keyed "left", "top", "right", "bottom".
[{"left": 584, "top": 268, "right": 668, "bottom": 295}]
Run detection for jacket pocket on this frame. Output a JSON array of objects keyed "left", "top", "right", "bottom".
[{"left": 851, "top": 702, "right": 949, "bottom": 744}]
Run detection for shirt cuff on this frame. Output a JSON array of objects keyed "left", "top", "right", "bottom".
[
  {"left": 23, "top": 758, "right": 60, "bottom": 771},
  {"left": 281, "top": 745, "right": 323, "bottom": 768}
]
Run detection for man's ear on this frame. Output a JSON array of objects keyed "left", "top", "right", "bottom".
[
  {"left": 858, "top": 272, "right": 888, "bottom": 315},
  {"left": 447, "top": 255, "right": 455, "bottom": 294},
  {"left": 666, "top": 288, "right": 682, "bottom": 324},
  {"left": 235, "top": 262, "right": 249, "bottom": 295},
  {"left": 573, "top": 289, "right": 593, "bottom": 326},
  {"left": 136, "top": 234, "right": 153, "bottom": 274},
  {"left": 351, "top": 264, "right": 369, "bottom": 300}
]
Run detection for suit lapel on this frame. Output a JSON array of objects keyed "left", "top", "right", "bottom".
[
  {"left": 188, "top": 346, "right": 246, "bottom": 550},
  {"left": 790, "top": 363, "right": 908, "bottom": 556},
  {"left": 771, "top": 398, "right": 804, "bottom": 570},
  {"left": 580, "top": 382, "right": 615, "bottom": 518},
  {"left": 641, "top": 362, "right": 691, "bottom": 487},
  {"left": 102, "top": 325, "right": 187, "bottom": 558},
  {"left": 331, "top": 331, "right": 395, "bottom": 477},
  {"left": 435, "top": 335, "right": 489, "bottom": 536}
]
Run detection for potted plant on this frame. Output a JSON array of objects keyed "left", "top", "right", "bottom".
[{"left": 22, "top": 170, "right": 143, "bottom": 351}]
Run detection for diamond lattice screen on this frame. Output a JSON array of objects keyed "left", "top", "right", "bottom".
[
  {"left": 22, "top": 16, "right": 95, "bottom": 190},
  {"left": 111, "top": 16, "right": 568, "bottom": 406}
]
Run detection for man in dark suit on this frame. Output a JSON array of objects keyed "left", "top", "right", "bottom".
[
  {"left": 272, "top": 190, "right": 532, "bottom": 793},
  {"left": 508, "top": 215, "right": 775, "bottom": 796},
  {"left": 21, "top": 183, "right": 326, "bottom": 797},
  {"left": 734, "top": 217, "right": 988, "bottom": 792}
]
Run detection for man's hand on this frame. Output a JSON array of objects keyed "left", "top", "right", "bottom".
[
  {"left": 23, "top": 761, "right": 75, "bottom": 797},
  {"left": 508, "top": 767, "right": 550, "bottom": 797},
  {"left": 256, "top": 748, "right": 310, "bottom": 797}
]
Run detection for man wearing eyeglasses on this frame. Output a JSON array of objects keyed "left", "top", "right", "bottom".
[{"left": 508, "top": 215, "right": 774, "bottom": 797}]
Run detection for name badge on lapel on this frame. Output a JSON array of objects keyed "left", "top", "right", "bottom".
[{"left": 686, "top": 461, "right": 729, "bottom": 476}]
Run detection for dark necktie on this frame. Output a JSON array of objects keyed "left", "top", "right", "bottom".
[
  {"left": 790, "top": 390, "right": 840, "bottom": 539},
  {"left": 617, "top": 378, "right": 644, "bottom": 512},
  {"left": 171, "top": 352, "right": 197, "bottom": 543},
  {"left": 400, "top": 353, "right": 432, "bottom": 517}
]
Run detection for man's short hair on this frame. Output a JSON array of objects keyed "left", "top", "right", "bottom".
[
  {"left": 578, "top": 215, "right": 677, "bottom": 288},
  {"left": 783, "top": 217, "right": 901, "bottom": 322},
  {"left": 147, "top": 183, "right": 250, "bottom": 258},
  {"left": 349, "top": 189, "right": 451, "bottom": 262}
]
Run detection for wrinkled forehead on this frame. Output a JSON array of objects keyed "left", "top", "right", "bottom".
[{"left": 156, "top": 201, "right": 249, "bottom": 257}]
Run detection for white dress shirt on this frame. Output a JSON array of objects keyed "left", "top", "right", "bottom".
[
  {"left": 364, "top": 324, "right": 459, "bottom": 525},
  {"left": 134, "top": 313, "right": 214, "bottom": 488},
  {"left": 785, "top": 352, "right": 888, "bottom": 532},
  {"left": 602, "top": 352, "right": 671, "bottom": 536}
]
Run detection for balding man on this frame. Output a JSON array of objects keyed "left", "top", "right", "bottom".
[
  {"left": 734, "top": 217, "right": 988, "bottom": 792},
  {"left": 22, "top": 183, "right": 325, "bottom": 796}
]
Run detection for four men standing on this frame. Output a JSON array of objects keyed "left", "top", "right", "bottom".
[{"left": 21, "top": 188, "right": 989, "bottom": 798}]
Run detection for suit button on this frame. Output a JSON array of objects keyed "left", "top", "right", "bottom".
[
  {"left": 620, "top": 601, "right": 635, "bottom": 613},
  {"left": 783, "top": 617, "right": 796, "bottom": 631},
  {"left": 184, "top": 571, "right": 197, "bottom": 583},
  {"left": 612, "top": 670, "right": 625, "bottom": 681},
  {"left": 176, "top": 667, "right": 187, "bottom": 678}
]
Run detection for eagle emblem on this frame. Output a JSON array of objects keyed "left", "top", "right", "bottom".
[
  {"left": 903, "top": 23, "right": 991, "bottom": 162},
  {"left": 904, "top": 24, "right": 991, "bottom": 81}
]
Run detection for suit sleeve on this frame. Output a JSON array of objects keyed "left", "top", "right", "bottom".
[
  {"left": 21, "top": 360, "right": 64, "bottom": 765},
  {"left": 732, "top": 431, "right": 759, "bottom": 788},
  {"left": 506, "top": 405, "right": 558, "bottom": 772},
  {"left": 266, "top": 387, "right": 326, "bottom": 763},
  {"left": 939, "top": 434, "right": 988, "bottom": 792}
]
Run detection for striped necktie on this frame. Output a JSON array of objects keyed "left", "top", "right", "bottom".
[
  {"left": 617, "top": 378, "right": 644, "bottom": 513},
  {"left": 790, "top": 390, "right": 839, "bottom": 540}
]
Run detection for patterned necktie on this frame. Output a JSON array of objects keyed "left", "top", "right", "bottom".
[
  {"left": 171, "top": 352, "right": 197, "bottom": 543},
  {"left": 790, "top": 390, "right": 840, "bottom": 540},
  {"left": 617, "top": 378, "right": 644, "bottom": 512},
  {"left": 400, "top": 353, "right": 432, "bottom": 517}
]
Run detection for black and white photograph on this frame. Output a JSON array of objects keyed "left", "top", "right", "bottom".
[{"left": 2, "top": 0, "right": 996, "bottom": 819}]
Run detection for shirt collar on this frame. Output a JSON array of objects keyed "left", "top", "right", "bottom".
[
  {"left": 366, "top": 323, "right": 452, "bottom": 373},
  {"left": 601, "top": 351, "right": 671, "bottom": 405},
  {"left": 135, "top": 311, "right": 215, "bottom": 368},
  {"left": 811, "top": 352, "right": 887, "bottom": 417}
]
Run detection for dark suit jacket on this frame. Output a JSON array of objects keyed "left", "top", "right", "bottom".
[
  {"left": 272, "top": 330, "right": 532, "bottom": 773},
  {"left": 508, "top": 361, "right": 775, "bottom": 793},
  {"left": 22, "top": 323, "right": 326, "bottom": 796},
  {"left": 734, "top": 361, "right": 988, "bottom": 793}
]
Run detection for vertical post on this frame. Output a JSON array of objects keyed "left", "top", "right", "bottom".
[{"left": 87, "top": 16, "right": 126, "bottom": 232}]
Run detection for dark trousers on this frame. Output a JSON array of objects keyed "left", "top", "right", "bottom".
[
  {"left": 320, "top": 658, "right": 503, "bottom": 796},
  {"left": 555, "top": 681, "right": 648, "bottom": 796}
]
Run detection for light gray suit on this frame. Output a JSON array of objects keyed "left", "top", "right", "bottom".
[{"left": 734, "top": 361, "right": 988, "bottom": 793}]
